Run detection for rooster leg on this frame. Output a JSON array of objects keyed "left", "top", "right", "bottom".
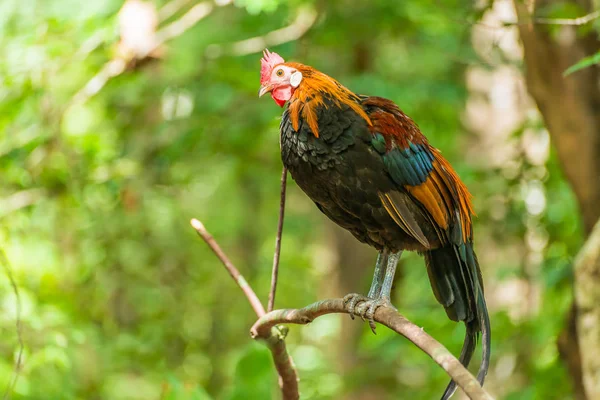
[
  {"left": 356, "top": 250, "right": 401, "bottom": 333},
  {"left": 368, "top": 249, "right": 390, "bottom": 297},
  {"left": 343, "top": 249, "right": 390, "bottom": 319},
  {"left": 379, "top": 250, "right": 400, "bottom": 301}
]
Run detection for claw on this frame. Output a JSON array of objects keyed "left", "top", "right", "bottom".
[
  {"left": 365, "top": 301, "right": 381, "bottom": 334},
  {"left": 349, "top": 295, "right": 396, "bottom": 335},
  {"left": 354, "top": 301, "right": 368, "bottom": 321},
  {"left": 343, "top": 293, "right": 369, "bottom": 320}
]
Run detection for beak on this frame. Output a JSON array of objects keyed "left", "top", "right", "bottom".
[{"left": 258, "top": 83, "right": 274, "bottom": 98}]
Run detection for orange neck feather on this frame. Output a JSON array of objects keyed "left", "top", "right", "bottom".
[{"left": 284, "top": 63, "right": 371, "bottom": 138}]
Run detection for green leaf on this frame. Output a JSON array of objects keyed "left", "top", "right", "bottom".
[{"left": 563, "top": 50, "right": 600, "bottom": 76}]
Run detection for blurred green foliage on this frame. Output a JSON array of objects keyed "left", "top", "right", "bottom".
[{"left": 0, "top": 0, "right": 586, "bottom": 399}]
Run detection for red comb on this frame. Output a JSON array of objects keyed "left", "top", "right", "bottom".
[{"left": 260, "top": 49, "right": 285, "bottom": 84}]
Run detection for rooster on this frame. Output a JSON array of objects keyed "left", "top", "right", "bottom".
[{"left": 258, "top": 49, "right": 490, "bottom": 399}]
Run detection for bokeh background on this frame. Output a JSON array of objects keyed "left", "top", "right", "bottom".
[{"left": 2, "top": 0, "right": 599, "bottom": 399}]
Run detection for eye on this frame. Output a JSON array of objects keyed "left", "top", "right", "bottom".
[{"left": 276, "top": 69, "right": 284, "bottom": 77}]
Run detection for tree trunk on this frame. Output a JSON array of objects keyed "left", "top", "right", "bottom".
[
  {"left": 574, "top": 219, "right": 600, "bottom": 399},
  {"left": 513, "top": 1, "right": 600, "bottom": 233},
  {"left": 513, "top": 1, "right": 600, "bottom": 399}
]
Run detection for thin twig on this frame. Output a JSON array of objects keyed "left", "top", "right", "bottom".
[
  {"left": 191, "top": 218, "right": 265, "bottom": 317},
  {"left": 157, "top": 0, "right": 194, "bottom": 22},
  {"left": 498, "top": 10, "right": 600, "bottom": 28},
  {"left": 442, "top": 10, "right": 600, "bottom": 32},
  {"left": 0, "top": 249, "right": 23, "bottom": 400},
  {"left": 268, "top": 167, "right": 287, "bottom": 312},
  {"left": 205, "top": 7, "right": 317, "bottom": 58},
  {"left": 190, "top": 218, "right": 300, "bottom": 399},
  {"left": 71, "top": 0, "right": 232, "bottom": 106},
  {"left": 70, "top": 0, "right": 207, "bottom": 64},
  {"left": 154, "top": 1, "right": 215, "bottom": 44},
  {"left": 529, "top": 10, "right": 600, "bottom": 26},
  {"left": 251, "top": 299, "right": 494, "bottom": 400}
]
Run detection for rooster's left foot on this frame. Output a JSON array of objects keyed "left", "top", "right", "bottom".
[
  {"left": 353, "top": 296, "right": 396, "bottom": 334},
  {"left": 343, "top": 293, "right": 370, "bottom": 320}
]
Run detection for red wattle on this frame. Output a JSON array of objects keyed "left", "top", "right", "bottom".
[{"left": 272, "top": 86, "right": 293, "bottom": 108}]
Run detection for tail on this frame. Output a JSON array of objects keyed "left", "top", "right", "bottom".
[{"left": 424, "top": 241, "right": 491, "bottom": 399}]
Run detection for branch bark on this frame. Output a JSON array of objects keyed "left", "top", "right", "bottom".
[
  {"left": 190, "top": 218, "right": 300, "bottom": 399},
  {"left": 574, "top": 219, "right": 600, "bottom": 399},
  {"left": 251, "top": 299, "right": 494, "bottom": 400}
]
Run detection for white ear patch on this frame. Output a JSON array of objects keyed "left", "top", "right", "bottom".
[{"left": 290, "top": 71, "right": 303, "bottom": 88}]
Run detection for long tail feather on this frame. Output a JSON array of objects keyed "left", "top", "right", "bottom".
[
  {"left": 425, "top": 241, "right": 490, "bottom": 399},
  {"left": 476, "top": 291, "right": 491, "bottom": 384},
  {"left": 440, "top": 324, "right": 477, "bottom": 400}
]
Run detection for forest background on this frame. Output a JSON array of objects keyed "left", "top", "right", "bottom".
[{"left": 2, "top": 0, "right": 600, "bottom": 399}]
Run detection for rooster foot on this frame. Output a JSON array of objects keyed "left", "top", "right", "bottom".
[
  {"left": 343, "top": 293, "right": 370, "bottom": 320},
  {"left": 353, "top": 296, "right": 396, "bottom": 334}
]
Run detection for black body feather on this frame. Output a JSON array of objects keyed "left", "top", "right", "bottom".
[{"left": 279, "top": 93, "right": 490, "bottom": 398}]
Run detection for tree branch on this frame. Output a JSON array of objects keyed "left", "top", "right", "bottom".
[
  {"left": 71, "top": 0, "right": 232, "bottom": 106},
  {"left": 193, "top": 216, "right": 494, "bottom": 398},
  {"left": 190, "top": 218, "right": 300, "bottom": 399},
  {"left": 154, "top": 1, "right": 217, "bottom": 45},
  {"left": 191, "top": 218, "right": 265, "bottom": 317},
  {"left": 251, "top": 299, "right": 495, "bottom": 400},
  {"left": 497, "top": 10, "right": 600, "bottom": 27},
  {"left": 157, "top": 0, "right": 194, "bottom": 22},
  {"left": 205, "top": 7, "right": 318, "bottom": 58},
  {"left": 526, "top": 10, "right": 600, "bottom": 26},
  {"left": 444, "top": 10, "right": 600, "bottom": 32},
  {"left": 268, "top": 167, "right": 287, "bottom": 312}
]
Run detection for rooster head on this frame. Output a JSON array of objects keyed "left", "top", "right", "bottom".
[{"left": 258, "top": 49, "right": 302, "bottom": 107}]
